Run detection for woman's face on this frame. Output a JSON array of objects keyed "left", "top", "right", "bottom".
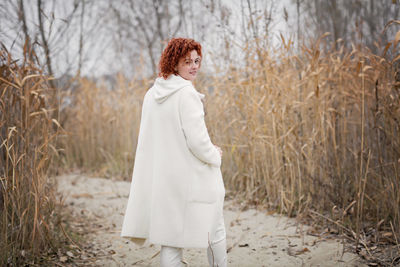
[{"left": 177, "top": 50, "right": 201, "bottom": 81}]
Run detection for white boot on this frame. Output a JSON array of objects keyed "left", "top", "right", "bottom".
[
  {"left": 160, "top": 245, "right": 183, "bottom": 267},
  {"left": 207, "top": 237, "right": 227, "bottom": 267}
]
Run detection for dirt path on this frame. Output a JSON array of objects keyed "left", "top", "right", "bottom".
[{"left": 57, "top": 174, "right": 366, "bottom": 266}]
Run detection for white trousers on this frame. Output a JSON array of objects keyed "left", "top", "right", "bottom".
[{"left": 160, "top": 214, "right": 227, "bottom": 267}]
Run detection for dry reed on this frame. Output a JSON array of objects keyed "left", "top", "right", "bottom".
[
  {"left": 203, "top": 32, "right": 400, "bottom": 250},
  {"left": 0, "top": 47, "right": 65, "bottom": 265},
  {"left": 60, "top": 74, "right": 150, "bottom": 179}
]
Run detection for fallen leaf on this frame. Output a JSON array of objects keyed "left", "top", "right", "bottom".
[
  {"left": 71, "top": 193, "right": 93, "bottom": 198},
  {"left": 296, "top": 247, "right": 310, "bottom": 255},
  {"left": 382, "top": 232, "right": 393, "bottom": 237},
  {"left": 261, "top": 233, "right": 270, "bottom": 238}
]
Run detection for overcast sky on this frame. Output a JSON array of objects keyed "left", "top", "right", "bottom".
[{"left": 0, "top": 0, "right": 301, "bottom": 78}]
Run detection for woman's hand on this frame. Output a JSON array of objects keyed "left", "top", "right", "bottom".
[{"left": 214, "top": 145, "right": 223, "bottom": 157}]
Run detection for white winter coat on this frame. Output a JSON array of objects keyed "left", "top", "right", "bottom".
[{"left": 121, "top": 74, "right": 225, "bottom": 248}]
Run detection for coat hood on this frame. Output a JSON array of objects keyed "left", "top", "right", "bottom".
[{"left": 153, "top": 74, "right": 205, "bottom": 103}]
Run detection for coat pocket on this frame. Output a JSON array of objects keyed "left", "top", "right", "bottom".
[{"left": 188, "top": 160, "right": 219, "bottom": 204}]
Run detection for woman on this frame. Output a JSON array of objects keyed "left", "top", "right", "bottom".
[{"left": 121, "top": 38, "right": 227, "bottom": 267}]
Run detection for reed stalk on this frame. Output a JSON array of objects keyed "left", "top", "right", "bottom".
[{"left": 0, "top": 47, "right": 64, "bottom": 265}]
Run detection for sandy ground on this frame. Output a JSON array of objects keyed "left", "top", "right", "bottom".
[{"left": 56, "top": 174, "right": 366, "bottom": 266}]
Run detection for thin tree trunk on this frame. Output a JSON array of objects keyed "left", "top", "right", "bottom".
[
  {"left": 18, "top": 0, "right": 35, "bottom": 63},
  {"left": 78, "top": 0, "right": 85, "bottom": 76},
  {"left": 37, "top": 0, "right": 54, "bottom": 83}
]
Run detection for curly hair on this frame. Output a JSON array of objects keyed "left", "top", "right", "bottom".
[{"left": 158, "top": 38, "right": 202, "bottom": 79}]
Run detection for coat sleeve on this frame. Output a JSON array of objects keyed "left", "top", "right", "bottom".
[{"left": 179, "top": 86, "right": 221, "bottom": 168}]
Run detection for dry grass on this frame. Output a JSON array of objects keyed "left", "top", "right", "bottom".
[
  {"left": 201, "top": 33, "right": 400, "bottom": 261},
  {"left": 59, "top": 74, "right": 151, "bottom": 179},
  {"left": 59, "top": 32, "right": 400, "bottom": 262},
  {"left": 205, "top": 34, "right": 400, "bottom": 218},
  {"left": 0, "top": 47, "right": 65, "bottom": 265}
]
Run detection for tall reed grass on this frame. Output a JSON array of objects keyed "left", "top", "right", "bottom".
[
  {"left": 60, "top": 32, "right": 400, "bottom": 250},
  {"left": 203, "top": 33, "right": 400, "bottom": 245},
  {"left": 60, "top": 74, "right": 150, "bottom": 179},
  {"left": 0, "top": 48, "right": 64, "bottom": 265}
]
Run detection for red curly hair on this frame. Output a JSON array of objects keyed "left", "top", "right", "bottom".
[{"left": 158, "top": 38, "right": 202, "bottom": 79}]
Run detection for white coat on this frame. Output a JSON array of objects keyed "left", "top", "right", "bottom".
[{"left": 121, "top": 74, "right": 225, "bottom": 248}]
